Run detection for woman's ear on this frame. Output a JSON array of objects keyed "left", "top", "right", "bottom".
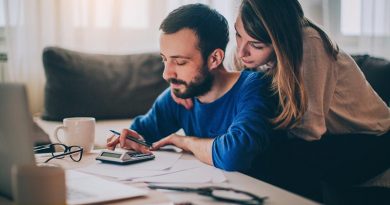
[{"left": 207, "top": 49, "right": 225, "bottom": 70}]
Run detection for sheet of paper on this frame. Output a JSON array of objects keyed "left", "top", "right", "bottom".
[
  {"left": 132, "top": 162, "right": 227, "bottom": 184},
  {"left": 118, "top": 159, "right": 206, "bottom": 180},
  {"left": 77, "top": 158, "right": 202, "bottom": 180},
  {"left": 66, "top": 170, "right": 147, "bottom": 205},
  {"left": 77, "top": 152, "right": 226, "bottom": 184},
  {"left": 126, "top": 151, "right": 183, "bottom": 170},
  {"left": 77, "top": 151, "right": 184, "bottom": 179}
]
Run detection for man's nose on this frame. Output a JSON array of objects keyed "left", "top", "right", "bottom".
[{"left": 162, "top": 62, "right": 176, "bottom": 81}]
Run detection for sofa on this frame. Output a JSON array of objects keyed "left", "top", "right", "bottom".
[
  {"left": 34, "top": 47, "right": 389, "bottom": 201},
  {"left": 352, "top": 54, "right": 390, "bottom": 106}
]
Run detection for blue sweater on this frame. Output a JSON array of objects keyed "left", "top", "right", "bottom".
[{"left": 131, "top": 71, "right": 280, "bottom": 175}]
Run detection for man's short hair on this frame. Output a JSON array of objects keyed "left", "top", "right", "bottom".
[{"left": 160, "top": 4, "right": 229, "bottom": 61}]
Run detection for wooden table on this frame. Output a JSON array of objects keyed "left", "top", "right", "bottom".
[{"left": 24, "top": 151, "right": 320, "bottom": 205}]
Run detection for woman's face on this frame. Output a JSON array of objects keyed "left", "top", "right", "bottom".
[{"left": 235, "top": 16, "right": 274, "bottom": 69}]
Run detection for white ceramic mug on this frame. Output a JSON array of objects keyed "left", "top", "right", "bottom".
[
  {"left": 54, "top": 117, "right": 95, "bottom": 153},
  {"left": 11, "top": 164, "right": 66, "bottom": 205}
]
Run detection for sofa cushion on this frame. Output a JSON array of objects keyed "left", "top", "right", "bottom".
[
  {"left": 352, "top": 54, "right": 390, "bottom": 105},
  {"left": 42, "top": 46, "right": 168, "bottom": 121}
]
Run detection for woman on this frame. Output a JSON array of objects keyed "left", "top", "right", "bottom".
[{"left": 174, "top": 0, "right": 390, "bottom": 202}]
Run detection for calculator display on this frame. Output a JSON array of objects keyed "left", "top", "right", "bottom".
[{"left": 101, "top": 152, "right": 122, "bottom": 158}]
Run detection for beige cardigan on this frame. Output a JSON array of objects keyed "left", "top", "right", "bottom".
[{"left": 289, "top": 27, "right": 390, "bottom": 140}]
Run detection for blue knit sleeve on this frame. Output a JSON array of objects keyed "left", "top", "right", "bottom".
[
  {"left": 130, "top": 88, "right": 181, "bottom": 143},
  {"left": 212, "top": 73, "right": 276, "bottom": 171}
]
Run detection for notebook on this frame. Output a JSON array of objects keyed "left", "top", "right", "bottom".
[{"left": 0, "top": 83, "right": 147, "bottom": 204}]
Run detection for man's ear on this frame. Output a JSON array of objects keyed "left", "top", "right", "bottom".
[{"left": 207, "top": 49, "right": 225, "bottom": 70}]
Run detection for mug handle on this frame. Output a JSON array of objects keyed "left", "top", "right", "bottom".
[{"left": 54, "top": 125, "right": 66, "bottom": 144}]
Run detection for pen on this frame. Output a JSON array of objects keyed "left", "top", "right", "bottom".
[{"left": 109, "top": 130, "right": 152, "bottom": 148}]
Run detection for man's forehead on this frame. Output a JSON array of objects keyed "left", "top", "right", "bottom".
[{"left": 159, "top": 28, "right": 201, "bottom": 58}]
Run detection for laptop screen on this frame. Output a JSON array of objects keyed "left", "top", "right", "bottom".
[{"left": 0, "top": 83, "right": 36, "bottom": 199}]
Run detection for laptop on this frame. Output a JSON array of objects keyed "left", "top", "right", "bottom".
[
  {"left": 0, "top": 83, "right": 147, "bottom": 204},
  {"left": 0, "top": 83, "right": 36, "bottom": 199}
]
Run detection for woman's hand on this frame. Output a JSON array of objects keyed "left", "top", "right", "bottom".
[
  {"left": 106, "top": 128, "right": 152, "bottom": 154},
  {"left": 171, "top": 89, "right": 194, "bottom": 110}
]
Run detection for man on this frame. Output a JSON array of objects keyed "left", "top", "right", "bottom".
[{"left": 107, "top": 4, "right": 280, "bottom": 177}]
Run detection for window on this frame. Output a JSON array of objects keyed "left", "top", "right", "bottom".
[
  {"left": 72, "top": 0, "right": 149, "bottom": 29},
  {"left": 340, "top": 0, "right": 390, "bottom": 36},
  {"left": 324, "top": 0, "right": 390, "bottom": 58},
  {"left": 0, "top": 0, "right": 6, "bottom": 52},
  {"left": 340, "top": 0, "right": 361, "bottom": 36},
  {"left": 0, "top": 0, "right": 7, "bottom": 81}
]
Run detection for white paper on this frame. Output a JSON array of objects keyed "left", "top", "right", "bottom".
[
  {"left": 124, "top": 151, "right": 183, "bottom": 170},
  {"left": 66, "top": 170, "right": 147, "bottom": 205},
  {"left": 77, "top": 151, "right": 183, "bottom": 179},
  {"left": 76, "top": 152, "right": 226, "bottom": 184},
  {"left": 132, "top": 162, "right": 227, "bottom": 184},
  {"left": 119, "top": 159, "right": 205, "bottom": 180}
]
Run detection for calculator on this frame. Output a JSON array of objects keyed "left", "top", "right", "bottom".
[{"left": 96, "top": 150, "right": 155, "bottom": 165}]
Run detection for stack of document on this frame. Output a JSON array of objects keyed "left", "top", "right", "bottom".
[
  {"left": 77, "top": 151, "right": 226, "bottom": 183},
  {"left": 66, "top": 170, "right": 147, "bottom": 205}
]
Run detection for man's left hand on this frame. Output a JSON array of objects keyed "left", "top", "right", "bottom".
[
  {"left": 152, "top": 134, "right": 214, "bottom": 166},
  {"left": 151, "top": 134, "right": 191, "bottom": 152}
]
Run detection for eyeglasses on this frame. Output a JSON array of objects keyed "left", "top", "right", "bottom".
[
  {"left": 148, "top": 185, "right": 267, "bottom": 205},
  {"left": 34, "top": 143, "right": 83, "bottom": 163}
]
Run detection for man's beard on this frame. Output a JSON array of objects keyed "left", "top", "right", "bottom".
[{"left": 168, "top": 65, "right": 214, "bottom": 99}]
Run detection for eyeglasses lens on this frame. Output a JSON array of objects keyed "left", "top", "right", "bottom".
[
  {"left": 69, "top": 146, "right": 83, "bottom": 162},
  {"left": 51, "top": 144, "right": 67, "bottom": 159}
]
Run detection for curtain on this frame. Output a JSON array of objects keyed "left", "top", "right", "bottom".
[
  {"left": 4, "top": 0, "right": 238, "bottom": 114},
  {"left": 357, "top": 0, "right": 390, "bottom": 59},
  {"left": 321, "top": 0, "right": 390, "bottom": 59},
  {"left": 5, "top": 0, "right": 46, "bottom": 114}
]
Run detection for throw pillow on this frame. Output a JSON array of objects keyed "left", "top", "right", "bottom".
[{"left": 42, "top": 46, "right": 168, "bottom": 121}]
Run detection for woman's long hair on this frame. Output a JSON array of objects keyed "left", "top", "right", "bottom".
[{"left": 240, "top": 0, "right": 339, "bottom": 129}]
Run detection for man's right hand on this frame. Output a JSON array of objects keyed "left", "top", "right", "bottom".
[
  {"left": 170, "top": 89, "right": 194, "bottom": 110},
  {"left": 106, "top": 129, "right": 152, "bottom": 154}
]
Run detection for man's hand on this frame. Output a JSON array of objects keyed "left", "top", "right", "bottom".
[
  {"left": 152, "top": 134, "right": 214, "bottom": 165},
  {"left": 171, "top": 89, "right": 194, "bottom": 110},
  {"left": 106, "top": 129, "right": 152, "bottom": 154},
  {"left": 151, "top": 133, "right": 190, "bottom": 152}
]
